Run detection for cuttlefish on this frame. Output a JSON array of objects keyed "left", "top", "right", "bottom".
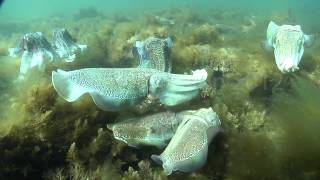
[
  {"left": 108, "top": 107, "right": 221, "bottom": 175},
  {"left": 133, "top": 37, "right": 173, "bottom": 72},
  {"left": 8, "top": 32, "right": 59, "bottom": 78},
  {"left": 151, "top": 107, "right": 221, "bottom": 175},
  {"left": 265, "top": 21, "right": 315, "bottom": 73},
  {"left": 52, "top": 68, "right": 207, "bottom": 111},
  {"left": 52, "top": 28, "right": 87, "bottom": 62},
  {"left": 107, "top": 111, "right": 181, "bottom": 148}
]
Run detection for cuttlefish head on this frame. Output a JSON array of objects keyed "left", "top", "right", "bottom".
[{"left": 266, "top": 21, "right": 315, "bottom": 73}]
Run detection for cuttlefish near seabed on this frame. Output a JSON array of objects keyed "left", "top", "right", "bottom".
[
  {"left": 52, "top": 68, "right": 207, "bottom": 111},
  {"left": 52, "top": 28, "right": 87, "bottom": 62},
  {"left": 108, "top": 107, "right": 221, "bottom": 175},
  {"left": 151, "top": 107, "right": 221, "bottom": 175},
  {"left": 107, "top": 111, "right": 181, "bottom": 148},
  {"left": 8, "top": 32, "right": 60, "bottom": 79},
  {"left": 133, "top": 36, "right": 173, "bottom": 72},
  {"left": 265, "top": 21, "right": 315, "bottom": 73}
]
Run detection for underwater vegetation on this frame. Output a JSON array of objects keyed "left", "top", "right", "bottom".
[{"left": 0, "top": 6, "right": 320, "bottom": 180}]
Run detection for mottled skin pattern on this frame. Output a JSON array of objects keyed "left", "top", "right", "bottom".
[
  {"left": 52, "top": 68, "right": 208, "bottom": 111},
  {"left": 151, "top": 108, "right": 221, "bottom": 175},
  {"left": 52, "top": 28, "right": 87, "bottom": 62},
  {"left": 108, "top": 111, "right": 180, "bottom": 148},
  {"left": 160, "top": 117, "right": 208, "bottom": 162},
  {"left": 66, "top": 68, "right": 156, "bottom": 100},
  {"left": 135, "top": 37, "right": 172, "bottom": 72},
  {"left": 272, "top": 26, "right": 304, "bottom": 72}
]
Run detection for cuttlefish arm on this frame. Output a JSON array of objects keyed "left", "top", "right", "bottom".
[
  {"left": 149, "top": 69, "right": 208, "bottom": 106},
  {"left": 304, "top": 34, "right": 315, "bottom": 47},
  {"left": 266, "top": 21, "right": 279, "bottom": 48},
  {"left": 151, "top": 108, "right": 221, "bottom": 175},
  {"left": 52, "top": 68, "right": 208, "bottom": 111}
]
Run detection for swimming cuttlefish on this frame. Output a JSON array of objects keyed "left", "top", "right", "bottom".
[
  {"left": 265, "top": 21, "right": 315, "bottom": 73},
  {"left": 108, "top": 107, "right": 221, "bottom": 175},
  {"left": 52, "top": 68, "right": 208, "bottom": 111},
  {"left": 8, "top": 32, "right": 59, "bottom": 79},
  {"left": 107, "top": 111, "right": 181, "bottom": 148},
  {"left": 133, "top": 36, "right": 173, "bottom": 72},
  {"left": 52, "top": 28, "right": 87, "bottom": 62}
]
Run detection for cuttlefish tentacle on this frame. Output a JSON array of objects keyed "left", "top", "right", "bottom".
[
  {"left": 151, "top": 108, "right": 221, "bottom": 175},
  {"left": 149, "top": 69, "right": 208, "bottom": 106},
  {"left": 265, "top": 21, "right": 315, "bottom": 73},
  {"left": 52, "top": 68, "right": 207, "bottom": 111}
]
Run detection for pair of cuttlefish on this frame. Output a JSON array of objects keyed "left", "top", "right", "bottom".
[
  {"left": 9, "top": 29, "right": 87, "bottom": 79},
  {"left": 50, "top": 37, "right": 221, "bottom": 175}
]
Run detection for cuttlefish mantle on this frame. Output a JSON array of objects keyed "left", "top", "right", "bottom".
[
  {"left": 107, "top": 111, "right": 181, "bottom": 148},
  {"left": 52, "top": 68, "right": 207, "bottom": 111},
  {"left": 151, "top": 107, "right": 221, "bottom": 175},
  {"left": 265, "top": 21, "right": 315, "bottom": 73}
]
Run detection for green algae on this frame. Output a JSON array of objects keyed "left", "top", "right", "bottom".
[{"left": 0, "top": 7, "right": 319, "bottom": 180}]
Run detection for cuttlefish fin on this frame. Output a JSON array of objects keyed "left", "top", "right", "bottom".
[
  {"left": 261, "top": 40, "right": 273, "bottom": 51},
  {"left": 151, "top": 155, "right": 173, "bottom": 175},
  {"left": 8, "top": 48, "right": 22, "bottom": 57},
  {"left": 90, "top": 92, "right": 131, "bottom": 111},
  {"left": 266, "top": 21, "right": 279, "bottom": 47},
  {"left": 52, "top": 69, "right": 87, "bottom": 102},
  {"left": 304, "top": 34, "right": 315, "bottom": 47},
  {"left": 165, "top": 37, "right": 173, "bottom": 48}
]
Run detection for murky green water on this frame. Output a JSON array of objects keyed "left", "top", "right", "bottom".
[{"left": 0, "top": 0, "right": 319, "bottom": 179}]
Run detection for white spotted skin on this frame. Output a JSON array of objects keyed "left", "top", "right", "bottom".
[
  {"left": 108, "top": 111, "right": 181, "bottom": 148},
  {"left": 151, "top": 108, "right": 221, "bottom": 175},
  {"left": 52, "top": 68, "right": 208, "bottom": 111},
  {"left": 52, "top": 68, "right": 155, "bottom": 111}
]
